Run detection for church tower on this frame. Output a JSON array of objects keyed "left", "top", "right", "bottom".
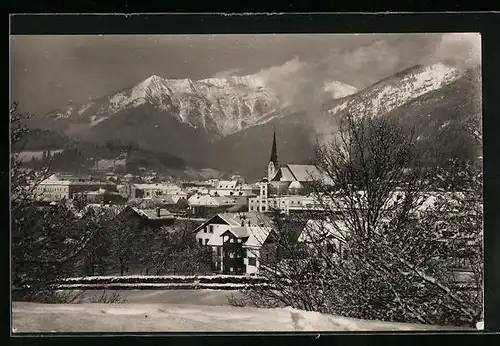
[{"left": 267, "top": 127, "right": 279, "bottom": 181}]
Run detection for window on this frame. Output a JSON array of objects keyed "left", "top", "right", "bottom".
[
  {"left": 209, "top": 225, "right": 214, "bottom": 234},
  {"left": 230, "top": 238, "right": 234, "bottom": 243},
  {"left": 229, "top": 267, "right": 233, "bottom": 272},
  {"left": 198, "top": 238, "right": 203, "bottom": 246},
  {"left": 248, "top": 257, "right": 257, "bottom": 266},
  {"left": 205, "top": 238, "right": 209, "bottom": 245},
  {"left": 204, "top": 227, "right": 207, "bottom": 233},
  {"left": 250, "top": 206, "right": 254, "bottom": 211},
  {"left": 262, "top": 206, "right": 266, "bottom": 211},
  {"left": 237, "top": 238, "right": 242, "bottom": 243}
]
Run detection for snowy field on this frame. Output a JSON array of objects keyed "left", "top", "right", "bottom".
[
  {"left": 12, "top": 302, "right": 470, "bottom": 333},
  {"left": 67, "top": 289, "right": 239, "bottom": 305},
  {"left": 11, "top": 290, "right": 474, "bottom": 332}
]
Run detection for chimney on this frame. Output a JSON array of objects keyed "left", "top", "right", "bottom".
[{"left": 156, "top": 207, "right": 161, "bottom": 218}]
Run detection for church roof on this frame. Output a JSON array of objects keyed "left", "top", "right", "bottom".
[
  {"left": 270, "top": 166, "right": 296, "bottom": 182},
  {"left": 287, "top": 164, "right": 323, "bottom": 182}
]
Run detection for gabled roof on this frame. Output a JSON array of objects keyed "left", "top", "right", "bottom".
[
  {"left": 219, "top": 226, "right": 273, "bottom": 248},
  {"left": 244, "top": 226, "right": 273, "bottom": 248},
  {"left": 153, "top": 195, "right": 177, "bottom": 205},
  {"left": 188, "top": 194, "right": 238, "bottom": 206},
  {"left": 221, "top": 227, "right": 250, "bottom": 238},
  {"left": 193, "top": 214, "right": 231, "bottom": 233},
  {"left": 287, "top": 164, "right": 322, "bottom": 182},
  {"left": 206, "top": 226, "right": 230, "bottom": 246},
  {"left": 193, "top": 212, "right": 272, "bottom": 233},
  {"left": 216, "top": 180, "right": 239, "bottom": 189},
  {"left": 131, "top": 207, "right": 175, "bottom": 220},
  {"left": 271, "top": 166, "right": 296, "bottom": 182}
]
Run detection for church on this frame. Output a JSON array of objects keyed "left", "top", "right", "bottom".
[{"left": 265, "top": 127, "right": 332, "bottom": 195}]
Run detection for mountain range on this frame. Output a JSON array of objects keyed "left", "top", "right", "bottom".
[{"left": 30, "top": 62, "right": 481, "bottom": 180}]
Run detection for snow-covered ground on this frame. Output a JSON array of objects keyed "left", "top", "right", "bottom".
[
  {"left": 63, "top": 289, "right": 239, "bottom": 305},
  {"left": 12, "top": 301, "right": 470, "bottom": 333}
]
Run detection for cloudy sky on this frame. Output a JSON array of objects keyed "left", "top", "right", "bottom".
[{"left": 10, "top": 33, "right": 480, "bottom": 115}]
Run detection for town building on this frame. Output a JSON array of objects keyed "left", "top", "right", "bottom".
[
  {"left": 219, "top": 226, "right": 274, "bottom": 275},
  {"left": 267, "top": 128, "right": 333, "bottom": 192},
  {"left": 248, "top": 128, "right": 334, "bottom": 214},
  {"left": 73, "top": 188, "right": 125, "bottom": 204},
  {"left": 209, "top": 180, "right": 257, "bottom": 198},
  {"left": 79, "top": 204, "right": 176, "bottom": 233},
  {"left": 193, "top": 212, "right": 272, "bottom": 274},
  {"left": 248, "top": 190, "right": 324, "bottom": 214},
  {"left": 35, "top": 174, "right": 115, "bottom": 202},
  {"left": 119, "top": 182, "right": 184, "bottom": 200},
  {"left": 127, "top": 194, "right": 189, "bottom": 214},
  {"left": 187, "top": 194, "right": 241, "bottom": 218}
]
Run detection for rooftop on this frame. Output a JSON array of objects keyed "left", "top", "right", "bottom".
[
  {"left": 132, "top": 207, "right": 175, "bottom": 220},
  {"left": 221, "top": 226, "right": 273, "bottom": 247}
]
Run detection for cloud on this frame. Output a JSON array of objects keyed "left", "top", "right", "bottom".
[
  {"left": 254, "top": 57, "right": 320, "bottom": 108},
  {"left": 212, "top": 67, "right": 243, "bottom": 79},
  {"left": 431, "top": 33, "right": 481, "bottom": 68},
  {"left": 340, "top": 40, "right": 401, "bottom": 77},
  {"left": 252, "top": 57, "right": 345, "bottom": 146}
]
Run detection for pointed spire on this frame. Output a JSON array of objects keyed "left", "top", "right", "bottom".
[{"left": 270, "top": 126, "right": 279, "bottom": 165}]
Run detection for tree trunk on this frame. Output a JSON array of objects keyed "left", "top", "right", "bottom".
[{"left": 120, "top": 258, "right": 124, "bottom": 276}]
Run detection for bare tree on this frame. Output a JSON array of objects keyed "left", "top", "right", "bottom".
[
  {"left": 157, "top": 225, "right": 212, "bottom": 276},
  {"left": 10, "top": 102, "right": 104, "bottom": 302},
  {"left": 106, "top": 212, "right": 141, "bottom": 276},
  {"left": 236, "top": 114, "right": 482, "bottom": 327}
]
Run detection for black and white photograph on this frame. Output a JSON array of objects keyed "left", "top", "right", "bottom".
[{"left": 10, "top": 32, "right": 483, "bottom": 333}]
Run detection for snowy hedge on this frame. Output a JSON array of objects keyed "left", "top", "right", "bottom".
[
  {"left": 56, "top": 282, "right": 274, "bottom": 290},
  {"left": 56, "top": 275, "right": 270, "bottom": 289}
]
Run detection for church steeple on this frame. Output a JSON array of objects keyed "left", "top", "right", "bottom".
[
  {"left": 270, "top": 126, "right": 279, "bottom": 166},
  {"left": 267, "top": 126, "right": 279, "bottom": 181}
]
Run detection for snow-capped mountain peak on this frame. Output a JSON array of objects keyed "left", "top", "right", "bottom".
[
  {"left": 46, "top": 63, "right": 460, "bottom": 143},
  {"left": 322, "top": 81, "right": 358, "bottom": 99},
  {"left": 326, "top": 63, "right": 464, "bottom": 120}
]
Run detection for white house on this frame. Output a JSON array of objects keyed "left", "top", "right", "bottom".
[
  {"left": 193, "top": 212, "right": 272, "bottom": 274},
  {"left": 217, "top": 226, "right": 274, "bottom": 275}
]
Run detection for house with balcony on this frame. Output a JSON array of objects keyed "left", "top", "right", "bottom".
[
  {"left": 219, "top": 226, "right": 274, "bottom": 275},
  {"left": 193, "top": 212, "right": 272, "bottom": 274}
]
